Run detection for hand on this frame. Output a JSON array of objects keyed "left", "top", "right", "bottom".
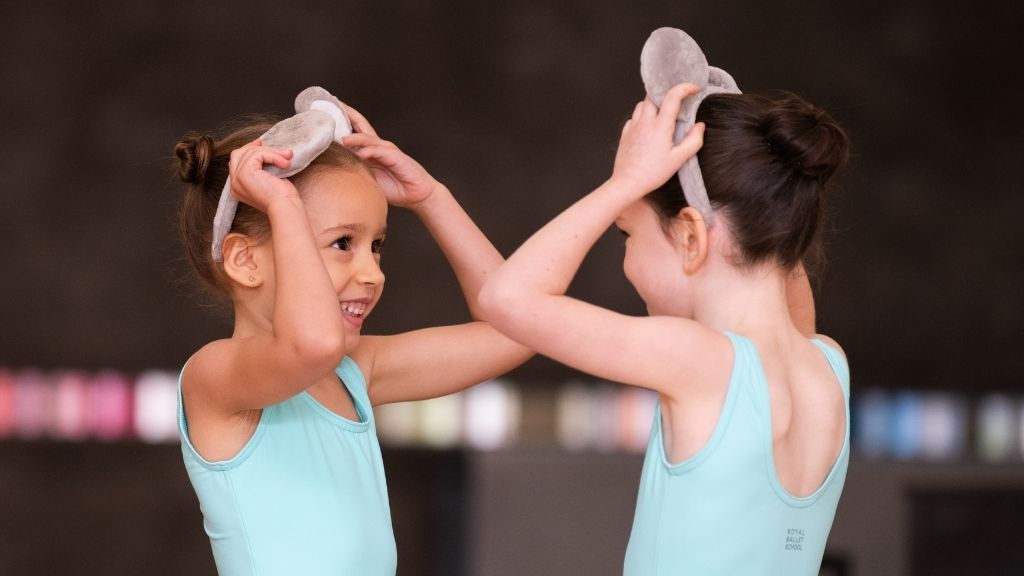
[
  {"left": 611, "top": 83, "right": 705, "bottom": 196},
  {"left": 341, "top": 106, "right": 442, "bottom": 208},
  {"left": 228, "top": 140, "right": 298, "bottom": 213}
]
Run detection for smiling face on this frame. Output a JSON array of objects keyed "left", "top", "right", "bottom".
[
  {"left": 616, "top": 200, "right": 689, "bottom": 317},
  {"left": 249, "top": 166, "right": 388, "bottom": 348},
  {"left": 305, "top": 167, "right": 388, "bottom": 347}
]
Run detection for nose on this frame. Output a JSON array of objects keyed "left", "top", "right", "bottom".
[{"left": 355, "top": 251, "right": 385, "bottom": 287}]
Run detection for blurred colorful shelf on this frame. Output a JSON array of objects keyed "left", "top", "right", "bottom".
[{"left": 3, "top": 367, "right": 1024, "bottom": 464}]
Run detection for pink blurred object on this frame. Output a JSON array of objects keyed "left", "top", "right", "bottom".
[
  {"left": 52, "top": 371, "right": 93, "bottom": 440},
  {"left": 0, "top": 369, "right": 14, "bottom": 437},
  {"left": 90, "top": 370, "right": 134, "bottom": 441},
  {"left": 13, "top": 369, "right": 53, "bottom": 440}
]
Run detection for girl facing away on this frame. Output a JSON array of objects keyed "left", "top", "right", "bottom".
[
  {"left": 480, "top": 82, "right": 850, "bottom": 574},
  {"left": 172, "top": 102, "right": 530, "bottom": 575}
]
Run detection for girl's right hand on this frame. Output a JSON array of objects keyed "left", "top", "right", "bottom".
[
  {"left": 610, "top": 82, "right": 705, "bottom": 196},
  {"left": 228, "top": 139, "right": 297, "bottom": 213}
]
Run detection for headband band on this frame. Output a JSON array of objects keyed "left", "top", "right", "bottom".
[
  {"left": 211, "top": 86, "right": 353, "bottom": 262},
  {"left": 640, "top": 27, "right": 741, "bottom": 227}
]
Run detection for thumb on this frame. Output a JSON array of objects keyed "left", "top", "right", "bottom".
[
  {"left": 673, "top": 122, "right": 705, "bottom": 162},
  {"left": 658, "top": 83, "right": 701, "bottom": 127}
]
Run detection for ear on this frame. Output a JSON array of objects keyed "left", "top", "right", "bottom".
[
  {"left": 221, "top": 232, "right": 264, "bottom": 289},
  {"left": 672, "top": 207, "right": 709, "bottom": 274}
]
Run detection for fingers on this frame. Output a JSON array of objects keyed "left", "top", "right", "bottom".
[
  {"left": 657, "top": 82, "right": 700, "bottom": 126},
  {"left": 673, "top": 122, "right": 705, "bottom": 161},
  {"left": 621, "top": 99, "right": 649, "bottom": 137},
  {"left": 229, "top": 139, "right": 293, "bottom": 178},
  {"left": 343, "top": 104, "right": 379, "bottom": 138},
  {"left": 342, "top": 133, "right": 394, "bottom": 150},
  {"left": 631, "top": 101, "right": 645, "bottom": 122},
  {"left": 342, "top": 133, "right": 402, "bottom": 163}
]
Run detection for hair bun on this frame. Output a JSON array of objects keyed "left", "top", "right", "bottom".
[
  {"left": 174, "top": 132, "right": 216, "bottom": 185},
  {"left": 761, "top": 92, "right": 849, "bottom": 182}
]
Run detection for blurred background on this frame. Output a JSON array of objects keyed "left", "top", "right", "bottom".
[{"left": 2, "top": 1, "right": 1022, "bottom": 575}]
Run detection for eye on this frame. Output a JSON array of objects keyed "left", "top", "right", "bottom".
[
  {"left": 331, "top": 236, "right": 352, "bottom": 251},
  {"left": 371, "top": 236, "right": 386, "bottom": 254}
]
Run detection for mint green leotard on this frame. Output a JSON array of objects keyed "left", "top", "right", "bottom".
[
  {"left": 178, "top": 357, "right": 397, "bottom": 576},
  {"left": 623, "top": 333, "right": 850, "bottom": 575}
]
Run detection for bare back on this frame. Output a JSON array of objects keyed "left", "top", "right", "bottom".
[{"left": 660, "top": 331, "right": 847, "bottom": 499}]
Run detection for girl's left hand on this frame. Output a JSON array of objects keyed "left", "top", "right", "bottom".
[
  {"left": 342, "top": 106, "right": 442, "bottom": 208},
  {"left": 611, "top": 82, "right": 705, "bottom": 195}
]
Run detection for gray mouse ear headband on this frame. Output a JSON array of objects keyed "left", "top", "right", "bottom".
[
  {"left": 211, "top": 86, "right": 354, "bottom": 262},
  {"left": 640, "top": 27, "right": 741, "bottom": 228}
]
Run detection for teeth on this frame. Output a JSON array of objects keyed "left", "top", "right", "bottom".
[{"left": 341, "top": 301, "right": 367, "bottom": 317}]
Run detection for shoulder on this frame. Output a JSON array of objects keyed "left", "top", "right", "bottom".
[
  {"left": 635, "top": 317, "right": 734, "bottom": 400},
  {"left": 812, "top": 333, "right": 846, "bottom": 361},
  {"left": 180, "top": 338, "right": 250, "bottom": 414},
  {"left": 181, "top": 339, "right": 234, "bottom": 393}
]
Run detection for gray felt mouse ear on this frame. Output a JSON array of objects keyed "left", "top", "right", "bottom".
[
  {"left": 639, "top": 27, "right": 742, "bottom": 228},
  {"left": 295, "top": 86, "right": 353, "bottom": 142},
  {"left": 211, "top": 87, "right": 352, "bottom": 262},
  {"left": 210, "top": 110, "right": 337, "bottom": 262},
  {"left": 641, "top": 27, "right": 709, "bottom": 110}
]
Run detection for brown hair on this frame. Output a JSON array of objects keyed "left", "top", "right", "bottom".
[
  {"left": 173, "top": 115, "right": 370, "bottom": 295},
  {"left": 646, "top": 91, "right": 849, "bottom": 273}
]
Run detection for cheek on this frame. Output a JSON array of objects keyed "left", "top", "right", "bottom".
[
  {"left": 323, "top": 259, "right": 352, "bottom": 287},
  {"left": 622, "top": 246, "right": 645, "bottom": 292},
  {"left": 622, "top": 246, "right": 636, "bottom": 283}
]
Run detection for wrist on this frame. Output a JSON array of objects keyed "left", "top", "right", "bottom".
[
  {"left": 406, "top": 181, "right": 452, "bottom": 214},
  {"left": 265, "top": 194, "right": 305, "bottom": 217},
  {"left": 602, "top": 175, "right": 652, "bottom": 203}
]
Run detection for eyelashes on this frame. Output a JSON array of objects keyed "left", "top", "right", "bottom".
[
  {"left": 331, "top": 235, "right": 386, "bottom": 254},
  {"left": 331, "top": 236, "right": 352, "bottom": 251}
]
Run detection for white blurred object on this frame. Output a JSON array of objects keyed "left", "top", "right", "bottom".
[
  {"left": 134, "top": 370, "right": 180, "bottom": 443},
  {"left": 374, "top": 401, "right": 420, "bottom": 447},
  {"left": 918, "top": 392, "right": 967, "bottom": 461},
  {"left": 976, "top": 394, "right": 1017, "bottom": 462},
  {"left": 417, "top": 393, "right": 462, "bottom": 448},
  {"left": 556, "top": 381, "right": 593, "bottom": 451},
  {"left": 464, "top": 380, "right": 521, "bottom": 450}
]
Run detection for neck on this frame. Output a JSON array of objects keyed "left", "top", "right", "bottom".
[
  {"left": 691, "top": 258, "right": 798, "bottom": 340},
  {"left": 231, "top": 293, "right": 274, "bottom": 339}
]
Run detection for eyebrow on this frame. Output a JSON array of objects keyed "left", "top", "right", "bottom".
[{"left": 322, "top": 223, "right": 387, "bottom": 236}]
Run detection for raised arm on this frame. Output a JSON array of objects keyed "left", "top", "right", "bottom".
[
  {"left": 185, "top": 141, "right": 347, "bottom": 413},
  {"left": 341, "top": 110, "right": 532, "bottom": 405},
  {"left": 478, "top": 84, "right": 722, "bottom": 392}
]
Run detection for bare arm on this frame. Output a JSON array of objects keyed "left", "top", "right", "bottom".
[
  {"left": 478, "top": 84, "right": 725, "bottom": 394},
  {"left": 342, "top": 111, "right": 532, "bottom": 405},
  {"left": 184, "top": 142, "right": 347, "bottom": 413}
]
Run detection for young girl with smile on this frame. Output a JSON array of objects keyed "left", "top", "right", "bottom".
[{"left": 173, "top": 100, "right": 530, "bottom": 575}]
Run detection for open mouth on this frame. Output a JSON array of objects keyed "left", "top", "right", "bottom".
[{"left": 341, "top": 301, "right": 368, "bottom": 319}]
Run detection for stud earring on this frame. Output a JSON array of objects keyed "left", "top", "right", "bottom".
[{"left": 249, "top": 276, "right": 256, "bottom": 284}]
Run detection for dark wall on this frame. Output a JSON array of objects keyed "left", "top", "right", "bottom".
[{"left": 2, "top": 1, "right": 1021, "bottom": 390}]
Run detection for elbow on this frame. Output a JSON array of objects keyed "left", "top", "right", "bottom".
[
  {"left": 479, "top": 276, "right": 519, "bottom": 329},
  {"left": 289, "top": 327, "right": 347, "bottom": 371}
]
